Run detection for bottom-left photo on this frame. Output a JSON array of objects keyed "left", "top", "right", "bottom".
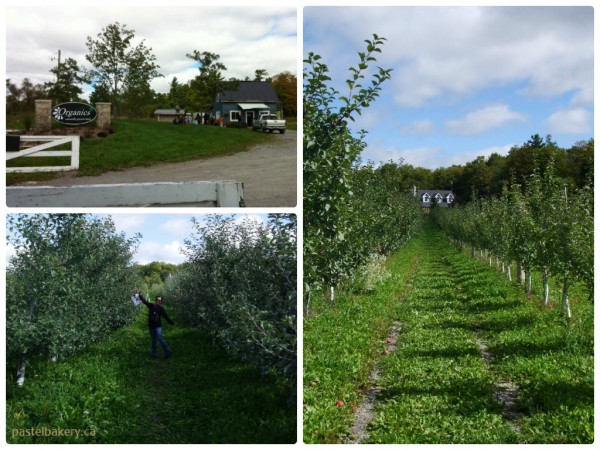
[{"left": 5, "top": 213, "right": 297, "bottom": 444}]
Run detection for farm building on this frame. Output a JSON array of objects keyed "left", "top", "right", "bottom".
[
  {"left": 154, "top": 107, "right": 187, "bottom": 123},
  {"left": 414, "top": 187, "right": 455, "bottom": 212},
  {"left": 210, "top": 81, "right": 281, "bottom": 127}
]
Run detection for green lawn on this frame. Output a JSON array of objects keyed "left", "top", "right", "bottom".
[
  {"left": 6, "top": 311, "right": 296, "bottom": 444},
  {"left": 6, "top": 119, "right": 273, "bottom": 184},
  {"left": 303, "top": 222, "right": 593, "bottom": 444}
]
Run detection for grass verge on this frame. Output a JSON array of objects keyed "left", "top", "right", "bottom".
[
  {"left": 6, "top": 119, "right": 273, "bottom": 184},
  {"left": 303, "top": 238, "right": 420, "bottom": 443}
]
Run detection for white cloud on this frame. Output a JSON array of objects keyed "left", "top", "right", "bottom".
[
  {"left": 446, "top": 144, "right": 513, "bottom": 167},
  {"left": 110, "top": 214, "right": 146, "bottom": 233},
  {"left": 6, "top": 243, "right": 17, "bottom": 265},
  {"left": 400, "top": 119, "right": 436, "bottom": 135},
  {"left": 570, "top": 87, "right": 594, "bottom": 107},
  {"left": 365, "top": 143, "right": 513, "bottom": 170},
  {"left": 134, "top": 240, "right": 185, "bottom": 265},
  {"left": 545, "top": 108, "right": 592, "bottom": 134},
  {"left": 366, "top": 145, "right": 443, "bottom": 169},
  {"left": 6, "top": 5, "right": 297, "bottom": 96},
  {"left": 159, "top": 219, "right": 193, "bottom": 238},
  {"left": 305, "top": 7, "right": 593, "bottom": 108},
  {"left": 446, "top": 104, "right": 527, "bottom": 135}
]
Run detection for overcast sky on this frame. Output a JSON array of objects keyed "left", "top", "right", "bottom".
[
  {"left": 304, "top": 6, "right": 594, "bottom": 169},
  {"left": 6, "top": 213, "right": 271, "bottom": 265},
  {"left": 5, "top": 3, "right": 296, "bottom": 98}
]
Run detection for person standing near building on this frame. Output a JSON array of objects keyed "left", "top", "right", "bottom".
[{"left": 137, "top": 289, "right": 175, "bottom": 358}]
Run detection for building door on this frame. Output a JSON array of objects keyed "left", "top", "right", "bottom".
[{"left": 247, "top": 111, "right": 255, "bottom": 127}]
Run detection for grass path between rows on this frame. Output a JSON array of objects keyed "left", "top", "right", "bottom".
[
  {"left": 303, "top": 222, "right": 593, "bottom": 444},
  {"left": 6, "top": 311, "right": 295, "bottom": 444}
]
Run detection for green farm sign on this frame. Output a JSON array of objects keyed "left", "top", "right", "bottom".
[{"left": 51, "top": 102, "right": 97, "bottom": 125}]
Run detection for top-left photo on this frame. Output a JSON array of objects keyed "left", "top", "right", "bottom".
[{"left": 6, "top": 5, "right": 297, "bottom": 208}]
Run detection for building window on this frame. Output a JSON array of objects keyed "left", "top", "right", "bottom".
[
  {"left": 230, "top": 111, "right": 241, "bottom": 122},
  {"left": 447, "top": 194, "right": 454, "bottom": 203},
  {"left": 422, "top": 193, "right": 430, "bottom": 203}
]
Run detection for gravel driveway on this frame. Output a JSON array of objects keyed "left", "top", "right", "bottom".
[{"left": 22, "top": 130, "right": 297, "bottom": 207}]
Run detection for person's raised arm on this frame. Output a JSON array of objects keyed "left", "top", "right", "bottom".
[{"left": 137, "top": 289, "right": 151, "bottom": 307}]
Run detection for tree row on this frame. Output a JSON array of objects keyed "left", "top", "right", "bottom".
[
  {"left": 303, "top": 36, "right": 423, "bottom": 310},
  {"left": 432, "top": 167, "right": 593, "bottom": 318},
  {"left": 7, "top": 214, "right": 140, "bottom": 385},
  {"left": 163, "top": 215, "right": 297, "bottom": 381}
]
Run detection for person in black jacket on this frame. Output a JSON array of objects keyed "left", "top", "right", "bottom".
[{"left": 137, "top": 289, "right": 175, "bottom": 358}]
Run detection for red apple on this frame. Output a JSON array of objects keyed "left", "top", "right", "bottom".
[{"left": 336, "top": 401, "right": 344, "bottom": 408}]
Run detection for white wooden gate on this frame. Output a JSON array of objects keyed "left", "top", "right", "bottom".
[{"left": 6, "top": 135, "right": 80, "bottom": 173}]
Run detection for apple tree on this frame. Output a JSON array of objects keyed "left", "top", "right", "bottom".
[
  {"left": 303, "top": 34, "right": 392, "bottom": 302},
  {"left": 164, "top": 214, "right": 297, "bottom": 380},
  {"left": 6, "top": 214, "right": 141, "bottom": 385}
]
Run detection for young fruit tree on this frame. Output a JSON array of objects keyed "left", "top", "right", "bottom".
[{"left": 303, "top": 34, "right": 392, "bottom": 306}]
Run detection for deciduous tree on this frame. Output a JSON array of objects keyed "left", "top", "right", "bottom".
[
  {"left": 44, "top": 55, "right": 86, "bottom": 103},
  {"left": 85, "top": 22, "right": 161, "bottom": 117},
  {"left": 7, "top": 214, "right": 141, "bottom": 386}
]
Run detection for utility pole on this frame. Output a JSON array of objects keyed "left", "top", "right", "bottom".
[{"left": 51, "top": 49, "right": 61, "bottom": 104}]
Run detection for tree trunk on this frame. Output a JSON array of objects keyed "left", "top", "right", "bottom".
[
  {"left": 304, "top": 291, "right": 311, "bottom": 317},
  {"left": 16, "top": 355, "right": 26, "bottom": 387},
  {"left": 329, "top": 285, "right": 335, "bottom": 303},
  {"left": 507, "top": 265, "right": 512, "bottom": 282},
  {"left": 17, "top": 298, "right": 37, "bottom": 387},
  {"left": 517, "top": 262, "right": 525, "bottom": 285},
  {"left": 562, "top": 275, "right": 572, "bottom": 319}
]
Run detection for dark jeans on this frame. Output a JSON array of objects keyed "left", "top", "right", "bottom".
[{"left": 149, "top": 327, "right": 172, "bottom": 357}]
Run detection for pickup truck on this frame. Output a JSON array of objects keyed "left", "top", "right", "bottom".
[{"left": 252, "top": 114, "right": 286, "bottom": 134}]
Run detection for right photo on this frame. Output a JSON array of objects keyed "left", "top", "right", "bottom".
[{"left": 303, "top": 6, "right": 593, "bottom": 444}]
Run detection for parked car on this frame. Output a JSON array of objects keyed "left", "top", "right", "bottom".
[{"left": 252, "top": 114, "right": 286, "bottom": 134}]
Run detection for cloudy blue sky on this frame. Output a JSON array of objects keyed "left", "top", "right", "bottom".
[
  {"left": 107, "top": 213, "right": 270, "bottom": 264},
  {"left": 304, "top": 6, "right": 594, "bottom": 169},
  {"left": 5, "top": 3, "right": 296, "bottom": 99},
  {"left": 6, "top": 214, "right": 270, "bottom": 265}
]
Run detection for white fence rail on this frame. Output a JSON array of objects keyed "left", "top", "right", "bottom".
[
  {"left": 6, "top": 135, "right": 80, "bottom": 173},
  {"left": 6, "top": 180, "right": 245, "bottom": 207}
]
